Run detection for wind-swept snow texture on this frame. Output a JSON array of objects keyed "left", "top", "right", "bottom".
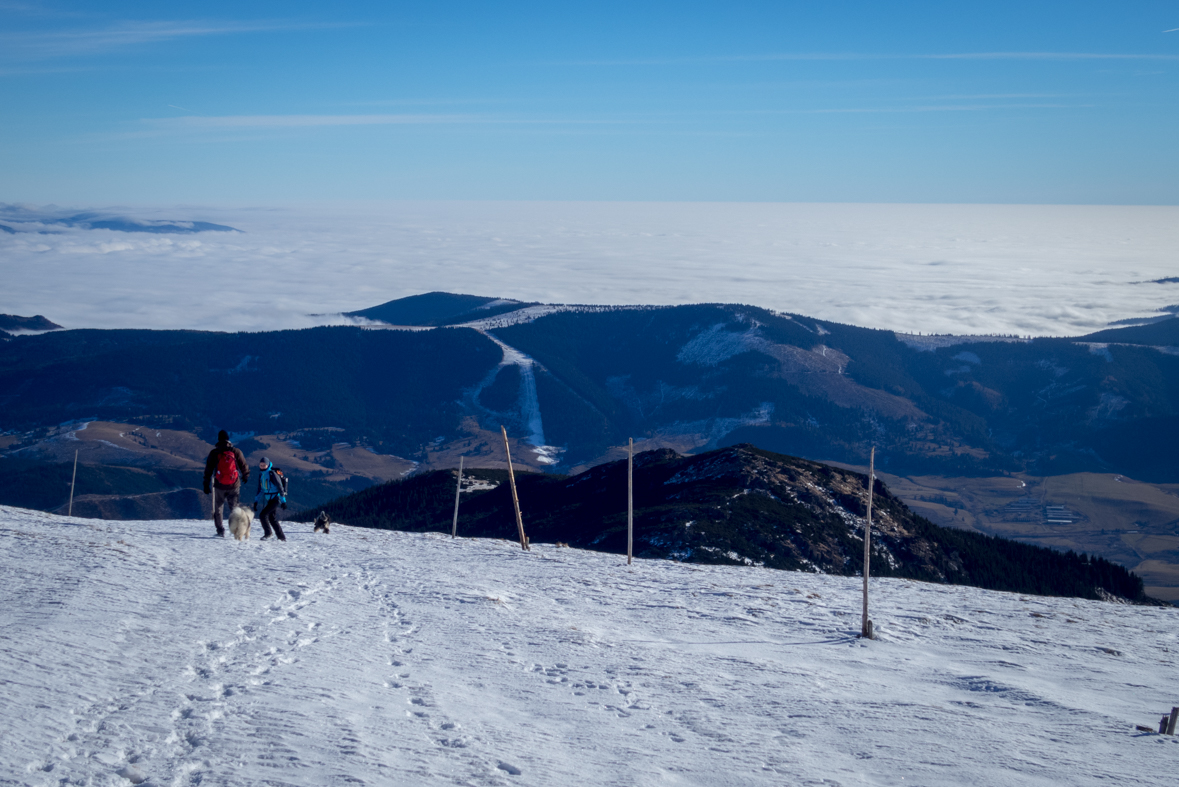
[{"left": 1, "top": 505, "right": 1177, "bottom": 787}]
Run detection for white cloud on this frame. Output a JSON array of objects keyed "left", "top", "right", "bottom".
[{"left": 1, "top": 202, "right": 1177, "bottom": 337}]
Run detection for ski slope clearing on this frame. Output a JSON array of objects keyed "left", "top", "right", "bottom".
[{"left": 1, "top": 506, "right": 1177, "bottom": 786}]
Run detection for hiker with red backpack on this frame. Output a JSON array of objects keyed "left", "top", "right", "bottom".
[
  {"left": 202, "top": 430, "right": 250, "bottom": 537},
  {"left": 252, "top": 457, "right": 288, "bottom": 541}
]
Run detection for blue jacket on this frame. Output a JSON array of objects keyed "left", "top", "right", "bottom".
[{"left": 255, "top": 468, "right": 288, "bottom": 506}]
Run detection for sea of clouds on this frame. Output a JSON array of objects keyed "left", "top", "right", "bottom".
[{"left": 2, "top": 201, "right": 1176, "bottom": 336}]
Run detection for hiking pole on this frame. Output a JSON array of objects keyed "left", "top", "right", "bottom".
[
  {"left": 451, "top": 456, "right": 464, "bottom": 538},
  {"left": 68, "top": 448, "right": 78, "bottom": 517}
]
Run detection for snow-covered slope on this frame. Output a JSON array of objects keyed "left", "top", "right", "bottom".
[{"left": 1, "top": 506, "right": 1176, "bottom": 787}]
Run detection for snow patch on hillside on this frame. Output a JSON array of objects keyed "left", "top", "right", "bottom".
[
  {"left": 677, "top": 323, "right": 769, "bottom": 367},
  {"left": 473, "top": 331, "right": 547, "bottom": 448}
]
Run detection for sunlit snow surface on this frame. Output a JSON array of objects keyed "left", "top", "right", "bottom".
[
  {"left": 2, "top": 202, "right": 1178, "bottom": 336},
  {"left": 2, "top": 506, "right": 1177, "bottom": 786}
]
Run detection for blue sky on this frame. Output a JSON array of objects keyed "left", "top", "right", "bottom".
[{"left": 2, "top": 0, "right": 1177, "bottom": 204}]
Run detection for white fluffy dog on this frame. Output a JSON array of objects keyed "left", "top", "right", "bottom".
[{"left": 228, "top": 505, "right": 253, "bottom": 541}]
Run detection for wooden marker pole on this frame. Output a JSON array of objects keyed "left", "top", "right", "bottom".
[
  {"left": 68, "top": 449, "right": 79, "bottom": 517},
  {"left": 1168, "top": 706, "right": 1179, "bottom": 736},
  {"left": 451, "top": 456, "right": 464, "bottom": 538},
  {"left": 501, "top": 426, "right": 529, "bottom": 551},
  {"left": 861, "top": 446, "right": 875, "bottom": 639},
  {"left": 627, "top": 438, "right": 634, "bottom": 566}
]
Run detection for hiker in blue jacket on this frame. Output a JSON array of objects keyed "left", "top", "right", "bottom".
[{"left": 252, "top": 457, "right": 288, "bottom": 541}]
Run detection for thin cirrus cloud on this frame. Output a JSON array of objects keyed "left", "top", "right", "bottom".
[
  {"left": 557, "top": 51, "right": 1179, "bottom": 66},
  {"left": 0, "top": 19, "right": 353, "bottom": 62},
  {"left": 128, "top": 113, "right": 639, "bottom": 138},
  {"left": 135, "top": 102, "right": 1084, "bottom": 136},
  {"left": 151, "top": 113, "right": 475, "bottom": 129},
  {"left": 790, "top": 102, "right": 1089, "bottom": 114}
]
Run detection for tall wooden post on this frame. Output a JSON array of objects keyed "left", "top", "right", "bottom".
[
  {"left": 861, "top": 446, "right": 875, "bottom": 639},
  {"left": 627, "top": 438, "right": 633, "bottom": 565},
  {"left": 68, "top": 448, "right": 79, "bottom": 517},
  {"left": 501, "top": 426, "right": 529, "bottom": 551},
  {"left": 451, "top": 456, "right": 464, "bottom": 538}
]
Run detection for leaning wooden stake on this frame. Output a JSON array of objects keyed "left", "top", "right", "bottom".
[
  {"left": 627, "top": 437, "right": 634, "bottom": 566},
  {"left": 68, "top": 448, "right": 79, "bottom": 517},
  {"left": 861, "top": 446, "right": 875, "bottom": 639},
  {"left": 1168, "top": 706, "right": 1179, "bottom": 735},
  {"left": 451, "top": 455, "right": 464, "bottom": 538},
  {"left": 501, "top": 426, "right": 529, "bottom": 551}
]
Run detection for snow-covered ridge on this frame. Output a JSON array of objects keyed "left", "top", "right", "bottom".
[
  {"left": 456, "top": 303, "right": 664, "bottom": 331},
  {"left": 2, "top": 505, "right": 1176, "bottom": 786}
]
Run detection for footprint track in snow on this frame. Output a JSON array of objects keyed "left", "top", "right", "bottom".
[
  {"left": 361, "top": 572, "right": 524, "bottom": 782},
  {"left": 30, "top": 574, "right": 345, "bottom": 787}
]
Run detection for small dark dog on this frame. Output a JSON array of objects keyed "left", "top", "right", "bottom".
[{"left": 313, "top": 511, "right": 332, "bottom": 534}]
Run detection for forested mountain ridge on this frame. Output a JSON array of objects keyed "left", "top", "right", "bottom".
[
  {"left": 1, "top": 294, "right": 1176, "bottom": 483},
  {"left": 299, "top": 443, "right": 1150, "bottom": 603}
]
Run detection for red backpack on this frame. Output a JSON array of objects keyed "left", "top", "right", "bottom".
[{"left": 214, "top": 449, "right": 239, "bottom": 486}]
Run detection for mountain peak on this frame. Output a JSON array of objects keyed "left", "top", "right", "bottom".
[
  {"left": 0, "top": 314, "right": 62, "bottom": 333},
  {"left": 345, "top": 291, "right": 535, "bottom": 326}
]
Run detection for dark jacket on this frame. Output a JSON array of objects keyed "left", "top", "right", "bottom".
[{"left": 203, "top": 441, "right": 250, "bottom": 492}]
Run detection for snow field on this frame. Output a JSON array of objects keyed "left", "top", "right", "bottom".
[{"left": 1, "top": 505, "right": 1177, "bottom": 787}]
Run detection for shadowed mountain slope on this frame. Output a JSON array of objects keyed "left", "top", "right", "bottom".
[
  {"left": 492, "top": 303, "right": 1179, "bottom": 481},
  {"left": 0, "top": 326, "right": 501, "bottom": 457}
]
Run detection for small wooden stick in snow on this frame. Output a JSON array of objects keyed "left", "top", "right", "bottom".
[
  {"left": 501, "top": 426, "right": 529, "bottom": 551},
  {"left": 68, "top": 448, "right": 78, "bottom": 517},
  {"left": 861, "top": 446, "right": 875, "bottom": 639},
  {"left": 627, "top": 437, "right": 634, "bottom": 566},
  {"left": 451, "top": 456, "right": 464, "bottom": 538}
]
